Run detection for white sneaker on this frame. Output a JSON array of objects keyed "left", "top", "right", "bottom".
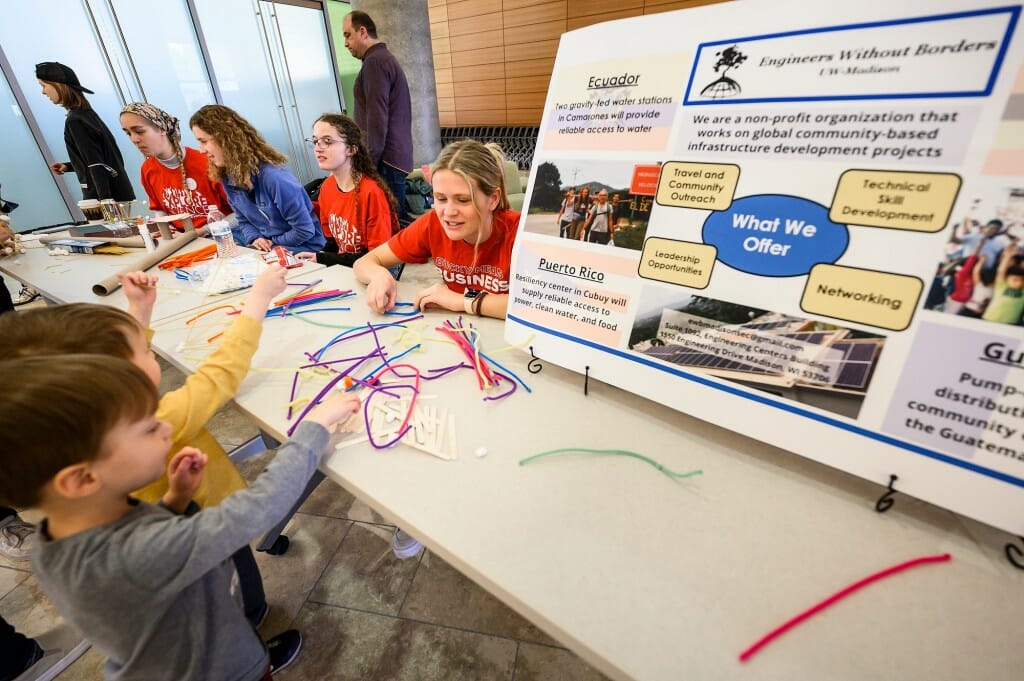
[
  {"left": 12, "top": 286, "right": 39, "bottom": 306},
  {"left": 391, "top": 528, "right": 423, "bottom": 560},
  {"left": 0, "top": 515, "right": 35, "bottom": 561},
  {"left": 14, "top": 623, "right": 90, "bottom": 681}
]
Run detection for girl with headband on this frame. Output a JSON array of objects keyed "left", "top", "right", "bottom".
[{"left": 120, "top": 102, "right": 233, "bottom": 235}]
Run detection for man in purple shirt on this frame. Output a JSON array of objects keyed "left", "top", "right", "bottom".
[{"left": 344, "top": 10, "right": 413, "bottom": 224}]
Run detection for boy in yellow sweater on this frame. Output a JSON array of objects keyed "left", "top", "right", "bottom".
[{"left": 0, "top": 264, "right": 287, "bottom": 626}]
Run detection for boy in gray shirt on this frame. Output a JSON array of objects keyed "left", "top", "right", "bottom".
[{"left": 0, "top": 354, "right": 359, "bottom": 681}]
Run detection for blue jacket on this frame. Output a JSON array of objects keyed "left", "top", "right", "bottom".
[{"left": 223, "top": 163, "right": 325, "bottom": 253}]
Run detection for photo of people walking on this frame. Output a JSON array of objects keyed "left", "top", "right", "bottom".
[{"left": 523, "top": 158, "right": 654, "bottom": 251}]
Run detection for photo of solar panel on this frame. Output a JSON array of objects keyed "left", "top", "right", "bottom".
[
  {"left": 630, "top": 297, "right": 887, "bottom": 419},
  {"left": 645, "top": 345, "right": 774, "bottom": 375},
  {"left": 804, "top": 339, "right": 883, "bottom": 391}
]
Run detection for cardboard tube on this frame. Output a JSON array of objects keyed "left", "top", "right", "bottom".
[
  {"left": 92, "top": 231, "right": 199, "bottom": 296},
  {"left": 41, "top": 233, "right": 147, "bottom": 249}
]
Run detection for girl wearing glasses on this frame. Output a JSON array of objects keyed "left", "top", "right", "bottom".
[
  {"left": 119, "top": 103, "right": 232, "bottom": 235},
  {"left": 188, "top": 105, "right": 325, "bottom": 253},
  {"left": 296, "top": 114, "right": 400, "bottom": 267},
  {"left": 354, "top": 139, "right": 519, "bottom": 319}
]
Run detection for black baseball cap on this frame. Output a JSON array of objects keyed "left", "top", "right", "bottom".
[{"left": 35, "top": 62, "right": 94, "bottom": 94}]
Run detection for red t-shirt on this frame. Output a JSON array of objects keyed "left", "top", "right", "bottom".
[
  {"left": 140, "top": 147, "right": 231, "bottom": 230},
  {"left": 317, "top": 175, "right": 394, "bottom": 253},
  {"left": 950, "top": 254, "right": 979, "bottom": 303},
  {"left": 388, "top": 209, "right": 520, "bottom": 294}
]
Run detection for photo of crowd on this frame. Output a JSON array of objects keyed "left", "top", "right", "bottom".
[{"left": 924, "top": 190, "right": 1024, "bottom": 327}]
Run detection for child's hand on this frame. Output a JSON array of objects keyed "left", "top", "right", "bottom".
[
  {"left": 168, "top": 447, "right": 207, "bottom": 490},
  {"left": 253, "top": 263, "right": 289, "bottom": 298},
  {"left": 295, "top": 251, "right": 317, "bottom": 261},
  {"left": 119, "top": 271, "right": 159, "bottom": 327},
  {"left": 251, "top": 237, "right": 273, "bottom": 252},
  {"left": 164, "top": 447, "right": 208, "bottom": 512},
  {"left": 240, "top": 264, "right": 287, "bottom": 320},
  {"left": 119, "top": 271, "right": 158, "bottom": 305},
  {"left": 306, "top": 392, "right": 361, "bottom": 433}
]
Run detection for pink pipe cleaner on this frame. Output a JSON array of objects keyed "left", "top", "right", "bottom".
[
  {"left": 738, "top": 552, "right": 952, "bottom": 662},
  {"left": 436, "top": 323, "right": 494, "bottom": 388}
]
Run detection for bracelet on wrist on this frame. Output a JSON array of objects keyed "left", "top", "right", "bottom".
[{"left": 473, "top": 291, "right": 488, "bottom": 315}]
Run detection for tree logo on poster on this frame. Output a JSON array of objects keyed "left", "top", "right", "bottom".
[{"left": 700, "top": 45, "right": 747, "bottom": 99}]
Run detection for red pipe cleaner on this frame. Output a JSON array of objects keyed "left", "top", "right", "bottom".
[
  {"left": 738, "top": 552, "right": 952, "bottom": 663},
  {"left": 436, "top": 324, "right": 495, "bottom": 388}
]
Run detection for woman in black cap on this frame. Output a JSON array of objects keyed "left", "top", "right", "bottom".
[{"left": 35, "top": 61, "right": 134, "bottom": 202}]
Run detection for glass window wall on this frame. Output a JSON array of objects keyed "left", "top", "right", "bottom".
[
  {"left": 195, "top": 0, "right": 340, "bottom": 184},
  {"left": 1, "top": 0, "right": 342, "bottom": 229},
  {"left": 0, "top": 70, "right": 72, "bottom": 230},
  {"left": 2, "top": 3, "right": 145, "bottom": 208}
]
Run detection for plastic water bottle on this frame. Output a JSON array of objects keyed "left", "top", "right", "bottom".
[
  {"left": 206, "top": 204, "right": 225, "bottom": 223},
  {"left": 208, "top": 219, "right": 238, "bottom": 259}
]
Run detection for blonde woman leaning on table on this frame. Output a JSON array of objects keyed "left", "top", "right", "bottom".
[
  {"left": 353, "top": 140, "right": 520, "bottom": 319},
  {"left": 119, "top": 102, "right": 233, "bottom": 236}
]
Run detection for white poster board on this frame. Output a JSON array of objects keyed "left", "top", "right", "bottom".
[{"left": 506, "top": 0, "right": 1024, "bottom": 534}]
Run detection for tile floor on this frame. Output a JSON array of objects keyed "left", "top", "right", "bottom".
[{"left": 0, "top": 264, "right": 611, "bottom": 681}]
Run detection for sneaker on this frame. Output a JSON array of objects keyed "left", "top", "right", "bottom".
[
  {"left": 391, "top": 528, "right": 423, "bottom": 560},
  {"left": 14, "top": 623, "right": 90, "bottom": 681},
  {"left": 8, "top": 639, "right": 42, "bottom": 680},
  {"left": 12, "top": 286, "right": 39, "bottom": 306},
  {"left": 0, "top": 515, "right": 35, "bottom": 561},
  {"left": 267, "top": 629, "right": 302, "bottom": 675}
]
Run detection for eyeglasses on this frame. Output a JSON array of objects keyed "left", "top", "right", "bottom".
[{"left": 305, "top": 137, "right": 346, "bottom": 149}]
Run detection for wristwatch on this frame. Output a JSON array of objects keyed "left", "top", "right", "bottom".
[{"left": 464, "top": 288, "right": 482, "bottom": 314}]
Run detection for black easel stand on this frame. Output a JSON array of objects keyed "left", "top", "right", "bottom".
[
  {"left": 527, "top": 345, "right": 543, "bottom": 374},
  {"left": 1004, "top": 538, "right": 1024, "bottom": 570},
  {"left": 875, "top": 474, "right": 898, "bottom": 513}
]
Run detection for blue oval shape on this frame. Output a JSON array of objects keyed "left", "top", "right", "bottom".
[{"left": 702, "top": 194, "right": 848, "bottom": 277}]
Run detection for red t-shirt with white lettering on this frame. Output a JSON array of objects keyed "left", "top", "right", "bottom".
[
  {"left": 317, "top": 175, "right": 395, "bottom": 253},
  {"left": 388, "top": 209, "right": 520, "bottom": 294},
  {"left": 140, "top": 147, "right": 230, "bottom": 230}
]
